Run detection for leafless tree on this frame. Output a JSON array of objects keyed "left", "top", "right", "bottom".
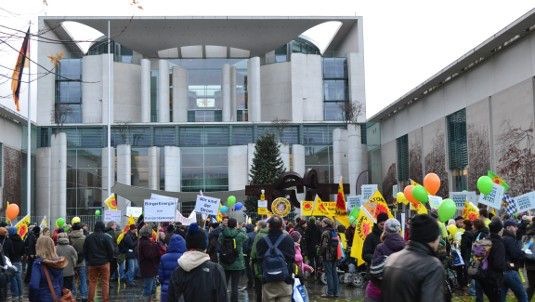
[
  {"left": 52, "top": 103, "right": 72, "bottom": 133},
  {"left": 424, "top": 133, "right": 449, "bottom": 197},
  {"left": 382, "top": 163, "right": 397, "bottom": 204},
  {"left": 467, "top": 125, "right": 490, "bottom": 191},
  {"left": 340, "top": 101, "right": 365, "bottom": 125},
  {"left": 409, "top": 142, "right": 423, "bottom": 182}
]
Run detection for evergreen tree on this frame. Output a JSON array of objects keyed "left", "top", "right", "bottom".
[{"left": 246, "top": 133, "right": 285, "bottom": 214}]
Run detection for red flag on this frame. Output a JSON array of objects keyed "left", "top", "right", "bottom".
[
  {"left": 11, "top": 27, "right": 30, "bottom": 111},
  {"left": 335, "top": 178, "right": 347, "bottom": 215}
]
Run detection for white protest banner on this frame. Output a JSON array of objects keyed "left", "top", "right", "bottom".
[
  {"left": 478, "top": 184, "right": 505, "bottom": 209},
  {"left": 175, "top": 210, "right": 197, "bottom": 225},
  {"left": 450, "top": 191, "right": 477, "bottom": 209},
  {"left": 258, "top": 200, "right": 268, "bottom": 208},
  {"left": 103, "top": 210, "right": 122, "bottom": 223},
  {"left": 515, "top": 191, "right": 535, "bottom": 212},
  {"left": 361, "top": 184, "right": 378, "bottom": 202},
  {"left": 194, "top": 195, "right": 221, "bottom": 216},
  {"left": 126, "top": 206, "right": 143, "bottom": 217},
  {"left": 346, "top": 195, "right": 362, "bottom": 212},
  {"left": 144, "top": 198, "right": 177, "bottom": 222},
  {"left": 428, "top": 195, "right": 443, "bottom": 210}
]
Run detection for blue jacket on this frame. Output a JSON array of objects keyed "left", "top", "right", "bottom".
[
  {"left": 29, "top": 257, "right": 67, "bottom": 302},
  {"left": 158, "top": 234, "right": 186, "bottom": 302}
]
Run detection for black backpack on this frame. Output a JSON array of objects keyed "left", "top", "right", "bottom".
[
  {"left": 219, "top": 235, "right": 238, "bottom": 265},
  {"left": 262, "top": 235, "right": 290, "bottom": 283}
]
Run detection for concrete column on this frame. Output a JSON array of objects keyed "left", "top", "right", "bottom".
[
  {"left": 347, "top": 124, "right": 360, "bottom": 195},
  {"left": 164, "top": 146, "right": 181, "bottom": 192},
  {"left": 148, "top": 146, "right": 160, "bottom": 190},
  {"left": 247, "top": 143, "right": 255, "bottom": 182},
  {"left": 172, "top": 66, "right": 188, "bottom": 122},
  {"left": 101, "top": 147, "right": 116, "bottom": 201},
  {"left": 347, "top": 53, "right": 366, "bottom": 123},
  {"left": 228, "top": 145, "right": 248, "bottom": 190},
  {"left": 82, "top": 55, "right": 102, "bottom": 123},
  {"left": 292, "top": 144, "right": 305, "bottom": 176},
  {"left": 279, "top": 144, "right": 290, "bottom": 172},
  {"left": 36, "top": 148, "right": 51, "bottom": 219},
  {"left": 230, "top": 66, "right": 237, "bottom": 121},
  {"left": 332, "top": 128, "right": 349, "bottom": 182},
  {"left": 158, "top": 59, "right": 170, "bottom": 122},
  {"left": 101, "top": 54, "right": 114, "bottom": 124},
  {"left": 247, "top": 57, "right": 261, "bottom": 122},
  {"left": 222, "top": 64, "right": 231, "bottom": 122},
  {"left": 50, "top": 133, "right": 66, "bottom": 226},
  {"left": 141, "top": 59, "right": 151, "bottom": 123},
  {"left": 116, "top": 144, "right": 132, "bottom": 211}
]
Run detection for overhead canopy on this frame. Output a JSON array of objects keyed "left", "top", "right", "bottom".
[
  {"left": 43, "top": 16, "right": 358, "bottom": 57},
  {"left": 112, "top": 182, "right": 246, "bottom": 206}
]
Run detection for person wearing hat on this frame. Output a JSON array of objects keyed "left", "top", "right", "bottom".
[
  {"left": 83, "top": 221, "right": 114, "bottom": 302},
  {"left": 24, "top": 226, "right": 40, "bottom": 283},
  {"left": 382, "top": 214, "right": 445, "bottom": 302},
  {"left": 362, "top": 212, "right": 389, "bottom": 266},
  {"left": 7, "top": 226, "right": 25, "bottom": 301},
  {"left": 365, "top": 218, "right": 404, "bottom": 302},
  {"left": 56, "top": 232, "right": 78, "bottom": 291},
  {"left": 68, "top": 222, "right": 88, "bottom": 301},
  {"left": 168, "top": 223, "right": 227, "bottom": 302},
  {"left": 320, "top": 217, "right": 339, "bottom": 298},
  {"left": 250, "top": 220, "right": 268, "bottom": 302},
  {"left": 304, "top": 216, "right": 321, "bottom": 273},
  {"left": 217, "top": 218, "right": 247, "bottom": 302},
  {"left": 500, "top": 219, "right": 528, "bottom": 301},
  {"left": 477, "top": 219, "right": 506, "bottom": 302},
  {"left": 138, "top": 225, "right": 161, "bottom": 302}
]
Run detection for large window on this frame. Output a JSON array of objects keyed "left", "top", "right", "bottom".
[
  {"left": 305, "top": 145, "right": 333, "bottom": 183},
  {"left": 181, "top": 147, "right": 228, "bottom": 192},
  {"left": 447, "top": 109, "right": 468, "bottom": 190},
  {"left": 323, "top": 58, "right": 348, "bottom": 121},
  {"left": 396, "top": 135, "right": 409, "bottom": 181},
  {"left": 67, "top": 148, "right": 102, "bottom": 216},
  {"left": 55, "top": 59, "right": 82, "bottom": 123},
  {"left": 131, "top": 148, "right": 149, "bottom": 188}
]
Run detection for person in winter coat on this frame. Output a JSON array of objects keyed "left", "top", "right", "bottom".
[
  {"left": 137, "top": 225, "right": 161, "bottom": 302},
  {"left": 362, "top": 212, "right": 388, "bottom": 266},
  {"left": 250, "top": 220, "right": 268, "bottom": 302},
  {"left": 122, "top": 225, "right": 139, "bottom": 287},
  {"left": 104, "top": 221, "right": 120, "bottom": 285},
  {"left": 83, "top": 221, "right": 114, "bottom": 302},
  {"left": 0, "top": 227, "right": 10, "bottom": 300},
  {"left": 158, "top": 234, "right": 186, "bottom": 302},
  {"left": 168, "top": 223, "right": 227, "bottom": 302},
  {"left": 243, "top": 224, "right": 256, "bottom": 290},
  {"left": 29, "top": 236, "right": 68, "bottom": 302},
  {"left": 69, "top": 222, "right": 88, "bottom": 301},
  {"left": 459, "top": 219, "right": 475, "bottom": 289},
  {"left": 289, "top": 230, "right": 314, "bottom": 278},
  {"left": 523, "top": 219, "right": 535, "bottom": 300},
  {"left": 382, "top": 214, "right": 445, "bottom": 302},
  {"left": 478, "top": 219, "right": 506, "bottom": 302},
  {"left": 218, "top": 218, "right": 247, "bottom": 302},
  {"left": 56, "top": 232, "right": 78, "bottom": 291},
  {"left": 304, "top": 217, "right": 321, "bottom": 271},
  {"left": 364, "top": 218, "right": 404, "bottom": 302},
  {"left": 7, "top": 226, "right": 25, "bottom": 301},
  {"left": 24, "top": 226, "right": 40, "bottom": 283},
  {"left": 207, "top": 221, "right": 224, "bottom": 262},
  {"left": 500, "top": 219, "right": 528, "bottom": 302},
  {"left": 320, "top": 217, "right": 340, "bottom": 298}
]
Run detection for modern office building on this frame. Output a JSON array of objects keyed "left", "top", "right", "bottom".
[
  {"left": 367, "top": 9, "right": 535, "bottom": 200},
  {"left": 20, "top": 16, "right": 367, "bottom": 221}
]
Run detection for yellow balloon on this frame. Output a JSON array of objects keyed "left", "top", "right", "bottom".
[
  {"left": 416, "top": 204, "right": 428, "bottom": 214},
  {"left": 447, "top": 224, "right": 458, "bottom": 236}
]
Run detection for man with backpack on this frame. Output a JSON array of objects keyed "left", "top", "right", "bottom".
[
  {"left": 218, "top": 218, "right": 247, "bottom": 302},
  {"left": 69, "top": 221, "right": 88, "bottom": 302},
  {"left": 320, "top": 218, "right": 340, "bottom": 298},
  {"left": 256, "top": 215, "right": 295, "bottom": 302},
  {"left": 501, "top": 219, "right": 528, "bottom": 301}
]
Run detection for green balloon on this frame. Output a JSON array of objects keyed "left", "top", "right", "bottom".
[
  {"left": 437, "top": 199, "right": 456, "bottom": 223},
  {"left": 227, "top": 195, "right": 237, "bottom": 207},
  {"left": 95, "top": 209, "right": 101, "bottom": 216},
  {"left": 477, "top": 176, "right": 493, "bottom": 195},
  {"left": 56, "top": 217, "right": 65, "bottom": 228},
  {"left": 412, "top": 185, "right": 429, "bottom": 203}
]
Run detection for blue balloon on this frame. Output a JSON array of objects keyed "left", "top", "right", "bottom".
[
  {"left": 220, "top": 205, "right": 229, "bottom": 213},
  {"left": 234, "top": 202, "right": 244, "bottom": 211}
]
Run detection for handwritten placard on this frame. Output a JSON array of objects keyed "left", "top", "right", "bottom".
[
  {"left": 144, "top": 198, "right": 177, "bottom": 222},
  {"left": 346, "top": 195, "right": 362, "bottom": 212},
  {"left": 478, "top": 184, "right": 505, "bottom": 209},
  {"left": 361, "top": 184, "right": 378, "bottom": 202},
  {"left": 103, "top": 210, "right": 122, "bottom": 223},
  {"left": 194, "top": 195, "right": 221, "bottom": 216},
  {"left": 450, "top": 191, "right": 477, "bottom": 209},
  {"left": 515, "top": 191, "right": 535, "bottom": 212}
]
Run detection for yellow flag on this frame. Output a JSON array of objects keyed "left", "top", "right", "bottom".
[
  {"left": 410, "top": 179, "right": 421, "bottom": 186},
  {"left": 39, "top": 216, "right": 48, "bottom": 229},
  {"left": 104, "top": 193, "right": 117, "bottom": 210},
  {"left": 301, "top": 200, "right": 314, "bottom": 216},
  {"left": 367, "top": 191, "right": 394, "bottom": 220},
  {"left": 350, "top": 207, "right": 374, "bottom": 265},
  {"left": 15, "top": 214, "right": 31, "bottom": 239}
]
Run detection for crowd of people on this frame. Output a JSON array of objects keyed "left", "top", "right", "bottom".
[{"left": 0, "top": 208, "right": 534, "bottom": 301}]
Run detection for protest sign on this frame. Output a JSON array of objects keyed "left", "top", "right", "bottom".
[
  {"left": 361, "top": 184, "right": 378, "bottom": 202},
  {"left": 258, "top": 200, "right": 267, "bottom": 208},
  {"left": 450, "top": 191, "right": 477, "bottom": 209},
  {"left": 126, "top": 206, "right": 143, "bottom": 217},
  {"left": 428, "top": 195, "right": 443, "bottom": 210},
  {"left": 194, "top": 195, "right": 221, "bottom": 216},
  {"left": 144, "top": 198, "right": 177, "bottom": 222},
  {"left": 104, "top": 210, "right": 122, "bottom": 223},
  {"left": 478, "top": 184, "right": 505, "bottom": 209},
  {"left": 515, "top": 191, "right": 535, "bottom": 212},
  {"left": 392, "top": 184, "right": 399, "bottom": 198},
  {"left": 346, "top": 195, "right": 362, "bottom": 212}
]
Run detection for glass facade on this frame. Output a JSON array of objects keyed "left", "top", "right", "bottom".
[
  {"left": 67, "top": 148, "right": 102, "bottom": 216},
  {"left": 181, "top": 147, "right": 228, "bottom": 192},
  {"left": 56, "top": 59, "right": 82, "bottom": 123},
  {"left": 322, "top": 58, "right": 348, "bottom": 121},
  {"left": 305, "top": 146, "right": 333, "bottom": 183},
  {"left": 87, "top": 39, "right": 134, "bottom": 64}
]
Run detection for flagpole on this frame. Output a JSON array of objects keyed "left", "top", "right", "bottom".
[
  {"left": 107, "top": 20, "right": 112, "bottom": 203},
  {"left": 26, "top": 21, "right": 32, "bottom": 216}
]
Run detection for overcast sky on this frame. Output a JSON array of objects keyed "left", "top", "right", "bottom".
[{"left": 1, "top": 0, "right": 535, "bottom": 118}]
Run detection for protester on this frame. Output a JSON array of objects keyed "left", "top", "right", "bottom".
[
  {"left": 136, "top": 224, "right": 161, "bottom": 302},
  {"left": 104, "top": 221, "right": 120, "bottom": 286},
  {"left": 83, "top": 221, "right": 114, "bottom": 302},
  {"left": 0, "top": 227, "right": 10, "bottom": 301},
  {"left": 24, "top": 226, "right": 40, "bottom": 283},
  {"left": 7, "top": 226, "right": 24, "bottom": 301},
  {"left": 56, "top": 232, "right": 78, "bottom": 291},
  {"left": 362, "top": 212, "right": 388, "bottom": 266},
  {"left": 28, "top": 236, "right": 68, "bottom": 301},
  {"left": 121, "top": 224, "right": 139, "bottom": 287},
  {"left": 256, "top": 215, "right": 295, "bottom": 301},
  {"left": 364, "top": 218, "right": 404, "bottom": 302},
  {"left": 459, "top": 219, "right": 475, "bottom": 290},
  {"left": 304, "top": 217, "right": 321, "bottom": 271},
  {"left": 479, "top": 219, "right": 506, "bottom": 302},
  {"left": 290, "top": 230, "right": 314, "bottom": 279},
  {"left": 319, "top": 217, "right": 340, "bottom": 298},
  {"left": 243, "top": 223, "right": 256, "bottom": 290},
  {"left": 501, "top": 219, "right": 528, "bottom": 302},
  {"left": 168, "top": 223, "right": 227, "bottom": 302},
  {"left": 250, "top": 220, "right": 268, "bottom": 302},
  {"left": 218, "top": 217, "right": 247, "bottom": 302},
  {"left": 158, "top": 234, "right": 186, "bottom": 302},
  {"left": 524, "top": 218, "right": 535, "bottom": 300},
  {"left": 69, "top": 221, "right": 88, "bottom": 301},
  {"left": 382, "top": 214, "right": 445, "bottom": 302}
]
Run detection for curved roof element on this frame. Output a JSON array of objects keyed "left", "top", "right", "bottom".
[
  {"left": 43, "top": 16, "right": 359, "bottom": 58},
  {"left": 299, "top": 21, "right": 343, "bottom": 54},
  {"left": 61, "top": 21, "right": 104, "bottom": 54},
  {"left": 157, "top": 45, "right": 250, "bottom": 59}
]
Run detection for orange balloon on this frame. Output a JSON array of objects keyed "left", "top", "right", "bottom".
[
  {"left": 404, "top": 185, "right": 418, "bottom": 207},
  {"left": 423, "top": 173, "right": 441, "bottom": 195},
  {"left": 6, "top": 203, "right": 19, "bottom": 221}
]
